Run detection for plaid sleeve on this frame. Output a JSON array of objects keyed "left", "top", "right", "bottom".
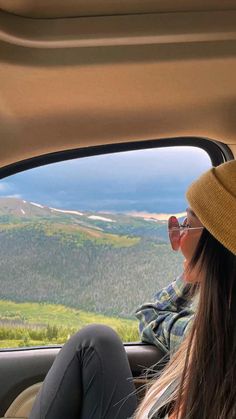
[{"left": 135, "top": 274, "right": 195, "bottom": 355}]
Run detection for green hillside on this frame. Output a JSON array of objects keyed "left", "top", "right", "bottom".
[
  {"left": 0, "top": 300, "right": 139, "bottom": 348},
  {"left": 0, "top": 198, "right": 183, "bottom": 319}
]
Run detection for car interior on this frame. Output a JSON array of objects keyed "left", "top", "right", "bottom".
[{"left": 0, "top": 1, "right": 236, "bottom": 417}]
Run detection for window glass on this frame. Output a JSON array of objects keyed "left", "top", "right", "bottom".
[{"left": 0, "top": 146, "right": 211, "bottom": 348}]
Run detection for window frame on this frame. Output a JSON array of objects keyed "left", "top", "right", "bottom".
[
  {"left": 0, "top": 136, "right": 232, "bottom": 353},
  {"left": 0, "top": 137, "right": 233, "bottom": 180}
]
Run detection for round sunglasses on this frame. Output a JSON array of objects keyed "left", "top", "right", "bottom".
[{"left": 168, "top": 216, "right": 204, "bottom": 251}]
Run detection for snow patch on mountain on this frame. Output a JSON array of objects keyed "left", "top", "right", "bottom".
[
  {"left": 88, "top": 215, "right": 115, "bottom": 223},
  {"left": 30, "top": 202, "right": 44, "bottom": 209},
  {"left": 50, "top": 207, "right": 83, "bottom": 216}
]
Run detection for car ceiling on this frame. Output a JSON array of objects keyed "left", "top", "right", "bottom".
[
  {"left": 0, "top": 2, "right": 236, "bottom": 169},
  {"left": 1, "top": 0, "right": 236, "bottom": 18}
]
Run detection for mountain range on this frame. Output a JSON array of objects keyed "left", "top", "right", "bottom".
[{"left": 0, "top": 198, "right": 183, "bottom": 318}]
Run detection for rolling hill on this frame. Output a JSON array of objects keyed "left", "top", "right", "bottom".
[{"left": 0, "top": 198, "right": 183, "bottom": 318}]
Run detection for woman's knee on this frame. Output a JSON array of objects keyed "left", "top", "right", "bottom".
[{"left": 65, "top": 324, "right": 123, "bottom": 354}]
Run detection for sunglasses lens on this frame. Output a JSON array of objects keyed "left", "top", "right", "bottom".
[{"left": 168, "top": 216, "right": 180, "bottom": 251}]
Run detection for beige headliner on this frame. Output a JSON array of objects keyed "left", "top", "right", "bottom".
[
  {"left": 0, "top": 0, "right": 236, "bottom": 18},
  {"left": 1, "top": 0, "right": 236, "bottom": 18},
  {"left": 0, "top": 7, "right": 236, "bottom": 169}
]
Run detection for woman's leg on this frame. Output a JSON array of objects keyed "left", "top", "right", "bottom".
[{"left": 29, "top": 324, "right": 137, "bottom": 419}]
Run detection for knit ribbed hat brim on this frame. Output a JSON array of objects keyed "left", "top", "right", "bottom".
[{"left": 186, "top": 161, "right": 236, "bottom": 255}]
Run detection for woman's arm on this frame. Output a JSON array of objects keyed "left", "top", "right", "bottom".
[{"left": 135, "top": 274, "right": 196, "bottom": 355}]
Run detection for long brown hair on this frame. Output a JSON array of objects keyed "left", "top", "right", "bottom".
[{"left": 135, "top": 228, "right": 236, "bottom": 418}]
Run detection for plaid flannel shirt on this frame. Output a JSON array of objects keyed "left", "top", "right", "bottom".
[{"left": 135, "top": 274, "right": 196, "bottom": 355}]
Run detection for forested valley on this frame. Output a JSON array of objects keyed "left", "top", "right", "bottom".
[{"left": 0, "top": 198, "right": 183, "bottom": 347}]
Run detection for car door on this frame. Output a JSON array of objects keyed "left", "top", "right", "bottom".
[{"left": 0, "top": 140, "right": 227, "bottom": 417}]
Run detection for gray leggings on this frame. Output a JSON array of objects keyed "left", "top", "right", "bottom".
[{"left": 29, "top": 324, "right": 138, "bottom": 419}]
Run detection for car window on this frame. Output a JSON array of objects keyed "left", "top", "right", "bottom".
[{"left": 0, "top": 146, "right": 211, "bottom": 349}]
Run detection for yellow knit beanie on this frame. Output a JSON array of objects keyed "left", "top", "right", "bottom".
[{"left": 186, "top": 160, "right": 236, "bottom": 255}]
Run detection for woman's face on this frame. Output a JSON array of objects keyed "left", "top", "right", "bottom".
[{"left": 180, "top": 208, "right": 204, "bottom": 283}]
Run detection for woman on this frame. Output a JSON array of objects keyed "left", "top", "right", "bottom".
[
  {"left": 135, "top": 159, "right": 236, "bottom": 418},
  {"left": 30, "top": 160, "right": 236, "bottom": 419}
]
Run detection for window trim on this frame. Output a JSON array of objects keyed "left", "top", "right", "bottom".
[
  {"left": 0, "top": 137, "right": 233, "bottom": 180},
  {"left": 0, "top": 136, "right": 233, "bottom": 354}
]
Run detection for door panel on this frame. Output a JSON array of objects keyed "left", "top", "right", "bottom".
[{"left": 0, "top": 343, "right": 164, "bottom": 417}]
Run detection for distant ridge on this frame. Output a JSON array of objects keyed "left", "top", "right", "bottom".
[
  {"left": 128, "top": 210, "right": 186, "bottom": 221},
  {"left": 0, "top": 197, "right": 185, "bottom": 222}
]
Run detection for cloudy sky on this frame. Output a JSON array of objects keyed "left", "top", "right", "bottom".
[{"left": 0, "top": 146, "right": 211, "bottom": 214}]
